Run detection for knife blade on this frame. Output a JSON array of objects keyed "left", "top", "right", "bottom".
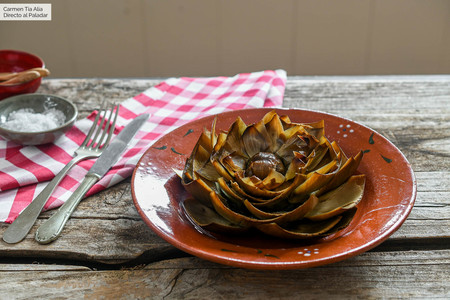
[
  {"left": 88, "top": 113, "right": 149, "bottom": 178},
  {"left": 35, "top": 113, "right": 149, "bottom": 244}
]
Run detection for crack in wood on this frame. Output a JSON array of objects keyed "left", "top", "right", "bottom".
[
  {"left": 1, "top": 237, "right": 446, "bottom": 272},
  {"left": 407, "top": 148, "right": 450, "bottom": 158},
  {"left": 372, "top": 237, "right": 450, "bottom": 252},
  {"left": 163, "top": 269, "right": 185, "bottom": 300}
]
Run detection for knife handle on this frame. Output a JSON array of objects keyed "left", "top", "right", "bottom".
[
  {"left": 3, "top": 157, "right": 84, "bottom": 244},
  {"left": 35, "top": 174, "right": 99, "bottom": 244}
]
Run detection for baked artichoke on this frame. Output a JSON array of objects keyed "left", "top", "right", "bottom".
[{"left": 178, "top": 111, "right": 365, "bottom": 239}]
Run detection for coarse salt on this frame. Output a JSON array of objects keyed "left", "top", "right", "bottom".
[{"left": 1, "top": 108, "right": 66, "bottom": 132}]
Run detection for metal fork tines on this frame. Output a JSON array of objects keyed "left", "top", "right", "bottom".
[{"left": 2, "top": 105, "right": 119, "bottom": 244}]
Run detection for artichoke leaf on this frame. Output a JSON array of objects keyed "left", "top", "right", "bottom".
[
  {"left": 183, "top": 169, "right": 194, "bottom": 182},
  {"left": 213, "top": 132, "right": 227, "bottom": 153},
  {"left": 243, "top": 199, "right": 284, "bottom": 219},
  {"left": 316, "top": 150, "right": 363, "bottom": 196},
  {"left": 242, "top": 124, "right": 270, "bottom": 158},
  {"left": 197, "top": 129, "right": 214, "bottom": 153},
  {"left": 210, "top": 116, "right": 218, "bottom": 152},
  {"left": 244, "top": 193, "right": 318, "bottom": 221},
  {"left": 318, "top": 207, "right": 357, "bottom": 237},
  {"left": 182, "top": 177, "right": 216, "bottom": 207},
  {"left": 325, "top": 139, "right": 339, "bottom": 161},
  {"left": 309, "top": 140, "right": 338, "bottom": 172},
  {"left": 230, "top": 181, "right": 267, "bottom": 203},
  {"left": 195, "top": 161, "right": 221, "bottom": 182},
  {"left": 216, "top": 177, "right": 246, "bottom": 207},
  {"left": 303, "top": 142, "right": 328, "bottom": 172},
  {"left": 184, "top": 129, "right": 214, "bottom": 181},
  {"left": 292, "top": 172, "right": 334, "bottom": 200},
  {"left": 193, "top": 144, "right": 212, "bottom": 171},
  {"left": 230, "top": 174, "right": 302, "bottom": 208},
  {"left": 256, "top": 193, "right": 319, "bottom": 224},
  {"left": 256, "top": 215, "right": 343, "bottom": 239},
  {"left": 302, "top": 120, "right": 325, "bottom": 140},
  {"left": 308, "top": 159, "right": 338, "bottom": 177},
  {"left": 261, "top": 110, "right": 278, "bottom": 124},
  {"left": 331, "top": 141, "right": 348, "bottom": 164},
  {"left": 220, "top": 151, "right": 246, "bottom": 176},
  {"left": 285, "top": 151, "right": 307, "bottom": 181},
  {"left": 252, "top": 174, "right": 305, "bottom": 209},
  {"left": 211, "top": 158, "right": 233, "bottom": 181},
  {"left": 182, "top": 197, "right": 248, "bottom": 233},
  {"left": 276, "top": 134, "right": 309, "bottom": 165},
  {"left": 265, "top": 113, "right": 285, "bottom": 152},
  {"left": 282, "top": 125, "right": 304, "bottom": 140},
  {"left": 212, "top": 149, "right": 234, "bottom": 176},
  {"left": 261, "top": 169, "right": 286, "bottom": 190},
  {"left": 209, "top": 192, "right": 277, "bottom": 226},
  {"left": 179, "top": 111, "right": 365, "bottom": 240},
  {"left": 253, "top": 119, "right": 273, "bottom": 145},
  {"left": 306, "top": 174, "right": 365, "bottom": 221},
  {"left": 222, "top": 117, "right": 248, "bottom": 157},
  {"left": 173, "top": 168, "right": 184, "bottom": 178},
  {"left": 279, "top": 115, "right": 292, "bottom": 127},
  {"left": 235, "top": 171, "right": 285, "bottom": 198},
  {"left": 182, "top": 152, "right": 195, "bottom": 183}
]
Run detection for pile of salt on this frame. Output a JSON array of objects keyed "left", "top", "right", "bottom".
[{"left": 1, "top": 108, "right": 66, "bottom": 132}]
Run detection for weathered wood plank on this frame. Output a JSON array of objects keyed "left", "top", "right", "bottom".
[
  {"left": 37, "top": 77, "right": 450, "bottom": 112},
  {"left": 54, "top": 171, "right": 450, "bottom": 217},
  {"left": 0, "top": 169, "right": 447, "bottom": 264},
  {"left": 0, "top": 264, "right": 90, "bottom": 271},
  {"left": 0, "top": 197, "right": 447, "bottom": 265},
  {"left": 1, "top": 77, "right": 448, "bottom": 265},
  {"left": 284, "top": 76, "right": 450, "bottom": 111},
  {"left": 0, "top": 76, "right": 447, "bottom": 298},
  {"left": 37, "top": 79, "right": 162, "bottom": 114},
  {"left": 0, "top": 217, "right": 168, "bottom": 264},
  {"left": 0, "top": 250, "right": 448, "bottom": 299},
  {"left": 37, "top": 78, "right": 450, "bottom": 173}
]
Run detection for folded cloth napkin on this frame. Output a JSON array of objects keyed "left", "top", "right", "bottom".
[{"left": 0, "top": 69, "right": 287, "bottom": 223}]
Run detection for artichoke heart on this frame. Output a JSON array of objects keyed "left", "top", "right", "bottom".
[{"left": 178, "top": 111, "right": 365, "bottom": 240}]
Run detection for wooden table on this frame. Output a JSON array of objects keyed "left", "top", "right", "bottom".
[{"left": 1, "top": 76, "right": 449, "bottom": 299}]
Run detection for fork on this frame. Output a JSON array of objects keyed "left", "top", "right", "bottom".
[{"left": 2, "top": 105, "right": 119, "bottom": 244}]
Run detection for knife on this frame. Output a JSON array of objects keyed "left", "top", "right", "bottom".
[{"left": 35, "top": 113, "right": 149, "bottom": 244}]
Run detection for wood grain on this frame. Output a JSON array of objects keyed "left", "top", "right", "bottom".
[
  {"left": 0, "top": 171, "right": 447, "bottom": 264},
  {"left": 0, "top": 251, "right": 448, "bottom": 299},
  {"left": 1, "top": 76, "right": 448, "bottom": 299}
]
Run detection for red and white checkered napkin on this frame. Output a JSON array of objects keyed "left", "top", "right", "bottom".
[{"left": 0, "top": 70, "right": 287, "bottom": 223}]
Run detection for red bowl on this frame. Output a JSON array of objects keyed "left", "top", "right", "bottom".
[{"left": 0, "top": 49, "right": 45, "bottom": 101}]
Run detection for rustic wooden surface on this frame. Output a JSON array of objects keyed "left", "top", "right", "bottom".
[{"left": 0, "top": 76, "right": 449, "bottom": 299}]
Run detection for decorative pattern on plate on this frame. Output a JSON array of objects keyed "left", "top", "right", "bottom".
[
  {"left": 365, "top": 132, "right": 392, "bottom": 163},
  {"left": 132, "top": 108, "right": 416, "bottom": 270}
]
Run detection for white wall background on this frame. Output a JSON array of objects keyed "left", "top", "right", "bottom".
[{"left": 1, "top": 0, "right": 449, "bottom": 78}]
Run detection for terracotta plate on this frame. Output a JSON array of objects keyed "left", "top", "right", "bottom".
[{"left": 131, "top": 108, "right": 416, "bottom": 270}]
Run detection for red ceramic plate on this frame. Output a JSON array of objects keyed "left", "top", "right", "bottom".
[{"left": 131, "top": 108, "right": 416, "bottom": 270}]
